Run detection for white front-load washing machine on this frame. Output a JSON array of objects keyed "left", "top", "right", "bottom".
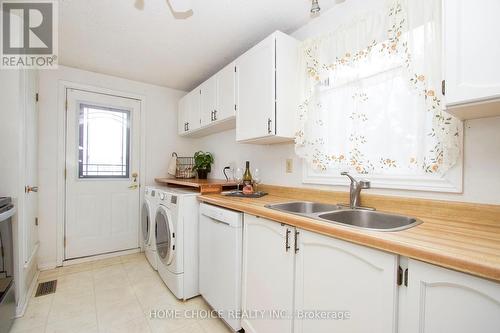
[
  {"left": 155, "top": 187, "right": 199, "bottom": 300},
  {"left": 142, "top": 186, "right": 159, "bottom": 270}
]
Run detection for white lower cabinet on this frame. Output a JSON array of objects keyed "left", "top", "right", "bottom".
[
  {"left": 241, "top": 214, "right": 294, "bottom": 333},
  {"left": 241, "top": 215, "right": 500, "bottom": 333},
  {"left": 241, "top": 214, "right": 398, "bottom": 333},
  {"left": 404, "top": 259, "right": 500, "bottom": 333},
  {"left": 294, "top": 230, "right": 398, "bottom": 333}
]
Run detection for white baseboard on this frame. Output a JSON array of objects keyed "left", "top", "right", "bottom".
[
  {"left": 38, "top": 262, "right": 58, "bottom": 271},
  {"left": 15, "top": 269, "right": 39, "bottom": 317},
  {"left": 62, "top": 248, "right": 140, "bottom": 266}
]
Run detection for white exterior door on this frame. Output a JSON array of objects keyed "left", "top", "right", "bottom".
[
  {"left": 294, "top": 230, "right": 399, "bottom": 333},
  {"left": 241, "top": 214, "right": 294, "bottom": 333},
  {"left": 236, "top": 34, "right": 276, "bottom": 141},
  {"left": 65, "top": 89, "right": 141, "bottom": 259},
  {"left": 405, "top": 259, "right": 500, "bottom": 333}
]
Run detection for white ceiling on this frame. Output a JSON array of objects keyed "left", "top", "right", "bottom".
[{"left": 59, "top": 0, "right": 335, "bottom": 91}]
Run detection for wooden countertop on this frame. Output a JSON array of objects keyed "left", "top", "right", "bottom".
[
  {"left": 155, "top": 177, "right": 237, "bottom": 194},
  {"left": 198, "top": 185, "right": 500, "bottom": 282}
]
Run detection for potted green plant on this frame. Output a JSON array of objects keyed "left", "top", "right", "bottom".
[{"left": 193, "top": 151, "right": 214, "bottom": 179}]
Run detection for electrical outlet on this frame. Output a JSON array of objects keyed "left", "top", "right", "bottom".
[{"left": 286, "top": 159, "right": 293, "bottom": 173}]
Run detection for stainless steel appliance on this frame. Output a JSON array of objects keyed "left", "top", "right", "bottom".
[{"left": 0, "top": 197, "right": 15, "bottom": 333}]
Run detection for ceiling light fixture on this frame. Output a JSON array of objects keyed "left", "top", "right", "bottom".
[{"left": 311, "top": 0, "right": 321, "bottom": 15}]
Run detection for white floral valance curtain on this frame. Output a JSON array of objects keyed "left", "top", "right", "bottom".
[{"left": 295, "top": 0, "right": 462, "bottom": 176}]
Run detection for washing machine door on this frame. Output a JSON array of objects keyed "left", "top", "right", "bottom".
[
  {"left": 141, "top": 201, "right": 150, "bottom": 245},
  {"left": 155, "top": 206, "right": 175, "bottom": 266}
]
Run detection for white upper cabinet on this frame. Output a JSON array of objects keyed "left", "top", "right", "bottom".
[
  {"left": 178, "top": 94, "right": 188, "bottom": 134},
  {"left": 444, "top": 0, "right": 500, "bottom": 119},
  {"left": 216, "top": 62, "right": 237, "bottom": 121},
  {"left": 236, "top": 34, "right": 276, "bottom": 142},
  {"left": 236, "top": 31, "right": 298, "bottom": 144},
  {"left": 178, "top": 89, "right": 201, "bottom": 135},
  {"left": 294, "top": 230, "right": 398, "bottom": 333},
  {"left": 177, "top": 30, "right": 296, "bottom": 139},
  {"left": 178, "top": 62, "right": 236, "bottom": 137},
  {"left": 404, "top": 259, "right": 500, "bottom": 333},
  {"left": 187, "top": 89, "right": 201, "bottom": 132},
  {"left": 200, "top": 76, "right": 217, "bottom": 127}
]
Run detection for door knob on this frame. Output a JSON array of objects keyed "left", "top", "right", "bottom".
[{"left": 25, "top": 186, "right": 39, "bottom": 193}]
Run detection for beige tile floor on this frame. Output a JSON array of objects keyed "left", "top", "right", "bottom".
[{"left": 11, "top": 253, "right": 233, "bottom": 333}]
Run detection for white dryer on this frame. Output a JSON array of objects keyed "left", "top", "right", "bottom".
[
  {"left": 155, "top": 187, "right": 199, "bottom": 300},
  {"left": 142, "top": 186, "right": 158, "bottom": 270}
]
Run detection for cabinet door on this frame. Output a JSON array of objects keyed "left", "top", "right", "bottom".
[
  {"left": 178, "top": 95, "right": 188, "bottom": 135},
  {"left": 200, "top": 77, "right": 217, "bottom": 127},
  {"left": 444, "top": 0, "right": 500, "bottom": 105},
  {"left": 405, "top": 259, "right": 500, "bottom": 333},
  {"left": 236, "top": 34, "right": 276, "bottom": 142},
  {"left": 216, "top": 62, "right": 236, "bottom": 121},
  {"left": 294, "top": 230, "right": 398, "bottom": 333},
  {"left": 242, "top": 215, "right": 294, "bottom": 333},
  {"left": 187, "top": 89, "right": 200, "bottom": 132}
]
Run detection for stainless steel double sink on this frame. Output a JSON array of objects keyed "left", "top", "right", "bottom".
[{"left": 265, "top": 201, "right": 422, "bottom": 232}]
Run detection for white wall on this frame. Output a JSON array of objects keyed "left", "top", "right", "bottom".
[
  {"left": 0, "top": 70, "right": 39, "bottom": 314},
  {"left": 196, "top": 0, "right": 500, "bottom": 205},
  {"left": 37, "top": 65, "right": 195, "bottom": 268}
]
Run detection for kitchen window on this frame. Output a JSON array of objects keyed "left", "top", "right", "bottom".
[{"left": 295, "top": 0, "right": 463, "bottom": 192}]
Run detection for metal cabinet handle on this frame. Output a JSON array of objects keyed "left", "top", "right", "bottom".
[
  {"left": 294, "top": 230, "right": 300, "bottom": 253},
  {"left": 267, "top": 118, "right": 272, "bottom": 134},
  {"left": 285, "top": 228, "right": 291, "bottom": 252},
  {"left": 213, "top": 110, "right": 217, "bottom": 121},
  {"left": 186, "top": 122, "right": 189, "bottom": 131}
]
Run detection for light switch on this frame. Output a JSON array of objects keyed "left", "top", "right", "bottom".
[{"left": 286, "top": 159, "right": 293, "bottom": 173}]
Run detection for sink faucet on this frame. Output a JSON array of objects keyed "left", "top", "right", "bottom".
[{"left": 341, "top": 172, "right": 371, "bottom": 209}]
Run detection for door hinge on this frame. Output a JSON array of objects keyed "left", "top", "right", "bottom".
[
  {"left": 35, "top": 217, "right": 38, "bottom": 226},
  {"left": 234, "top": 66, "right": 237, "bottom": 72},
  {"left": 65, "top": 100, "right": 68, "bottom": 110},
  {"left": 441, "top": 80, "right": 446, "bottom": 96},
  {"left": 234, "top": 104, "right": 237, "bottom": 112},
  {"left": 64, "top": 236, "right": 67, "bottom": 247},
  {"left": 64, "top": 168, "right": 67, "bottom": 179},
  {"left": 35, "top": 93, "right": 39, "bottom": 102},
  {"left": 404, "top": 268, "right": 409, "bottom": 287},
  {"left": 397, "top": 266, "right": 403, "bottom": 286}
]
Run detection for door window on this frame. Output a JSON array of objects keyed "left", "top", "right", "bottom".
[{"left": 78, "top": 104, "right": 130, "bottom": 178}]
